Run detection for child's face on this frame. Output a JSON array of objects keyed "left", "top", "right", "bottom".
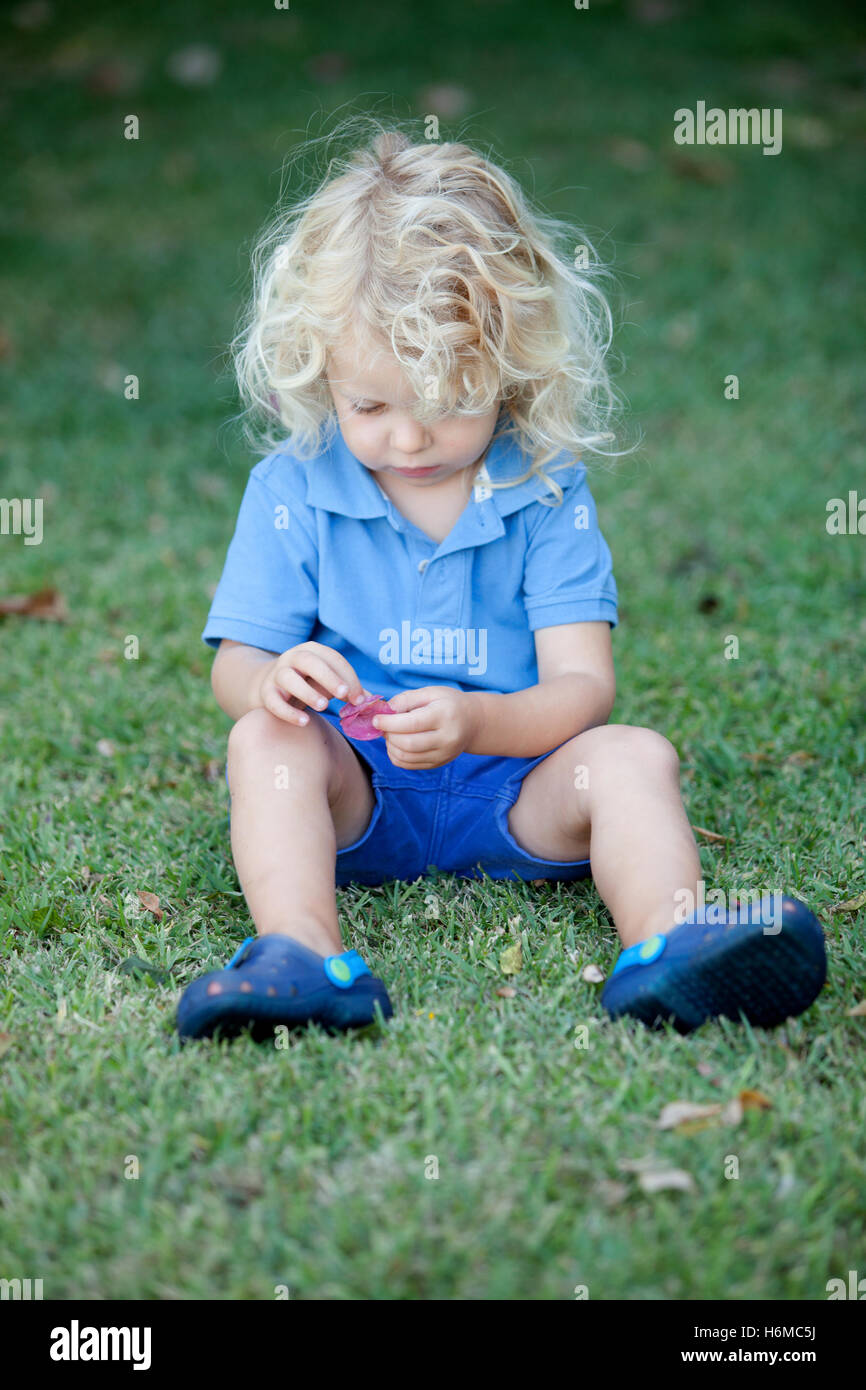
[{"left": 325, "top": 338, "right": 500, "bottom": 487}]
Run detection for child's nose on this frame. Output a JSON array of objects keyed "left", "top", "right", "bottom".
[{"left": 390, "top": 415, "right": 430, "bottom": 451}]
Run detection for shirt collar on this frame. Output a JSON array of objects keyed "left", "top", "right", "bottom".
[{"left": 304, "top": 423, "right": 570, "bottom": 531}]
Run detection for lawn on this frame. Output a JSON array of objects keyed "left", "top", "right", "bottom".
[{"left": 0, "top": 0, "right": 864, "bottom": 1299}]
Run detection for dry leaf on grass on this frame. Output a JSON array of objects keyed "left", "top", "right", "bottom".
[
  {"left": 831, "top": 889, "right": 866, "bottom": 914},
  {"left": 846, "top": 1000, "right": 866, "bottom": 1017},
  {"left": 582, "top": 963, "right": 605, "bottom": 984},
  {"left": 691, "top": 824, "right": 731, "bottom": 843},
  {"left": 499, "top": 942, "right": 523, "bottom": 975},
  {"left": 96, "top": 739, "right": 116, "bottom": 757},
  {"left": 0, "top": 1032, "right": 14, "bottom": 1058},
  {"left": 638, "top": 1168, "right": 695, "bottom": 1194},
  {"left": 658, "top": 1100, "right": 729, "bottom": 1131},
  {"left": 0, "top": 587, "right": 68, "bottom": 620},
  {"left": 618, "top": 1157, "right": 696, "bottom": 1193},
  {"left": 657, "top": 1089, "right": 771, "bottom": 1132},
  {"left": 136, "top": 891, "right": 163, "bottom": 921},
  {"left": 496, "top": 987, "right": 516, "bottom": 999},
  {"left": 739, "top": 1088, "right": 772, "bottom": 1111}
]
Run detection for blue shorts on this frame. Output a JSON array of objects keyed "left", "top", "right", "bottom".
[{"left": 223, "top": 709, "right": 592, "bottom": 888}]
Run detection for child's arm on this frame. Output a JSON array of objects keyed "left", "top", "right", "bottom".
[
  {"left": 211, "top": 639, "right": 280, "bottom": 721},
  {"left": 461, "top": 621, "right": 615, "bottom": 759}
]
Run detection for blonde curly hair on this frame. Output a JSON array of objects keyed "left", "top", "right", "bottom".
[{"left": 231, "top": 116, "right": 625, "bottom": 501}]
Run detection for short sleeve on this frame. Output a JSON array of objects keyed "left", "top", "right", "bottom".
[
  {"left": 522, "top": 466, "right": 618, "bottom": 630},
  {"left": 201, "top": 464, "right": 319, "bottom": 653}
]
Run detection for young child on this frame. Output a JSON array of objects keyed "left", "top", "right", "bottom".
[{"left": 177, "top": 127, "right": 826, "bottom": 1042}]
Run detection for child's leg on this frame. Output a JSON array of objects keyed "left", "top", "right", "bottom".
[
  {"left": 507, "top": 723, "right": 700, "bottom": 948},
  {"left": 225, "top": 706, "right": 377, "bottom": 956}
]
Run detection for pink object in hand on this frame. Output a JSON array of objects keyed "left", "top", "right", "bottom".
[{"left": 338, "top": 693, "right": 394, "bottom": 741}]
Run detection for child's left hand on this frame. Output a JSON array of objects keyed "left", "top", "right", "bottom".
[{"left": 371, "top": 686, "right": 478, "bottom": 769}]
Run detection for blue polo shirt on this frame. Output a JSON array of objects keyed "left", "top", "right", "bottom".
[{"left": 201, "top": 426, "right": 618, "bottom": 701}]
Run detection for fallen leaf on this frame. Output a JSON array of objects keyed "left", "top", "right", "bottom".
[
  {"left": 691, "top": 824, "right": 731, "bottom": 843},
  {"left": 831, "top": 889, "right": 866, "bottom": 914},
  {"left": 496, "top": 986, "right": 516, "bottom": 999},
  {"left": 0, "top": 587, "right": 68, "bottom": 620},
  {"left": 657, "top": 1100, "right": 725, "bottom": 1130},
  {"left": 136, "top": 891, "right": 163, "bottom": 921},
  {"left": 96, "top": 739, "right": 116, "bottom": 757},
  {"left": 739, "top": 1088, "right": 772, "bottom": 1111},
  {"left": 720, "top": 1097, "right": 744, "bottom": 1127},
  {"left": 784, "top": 750, "right": 817, "bottom": 766},
  {"left": 56, "top": 997, "right": 67, "bottom": 1022},
  {"left": 846, "top": 1000, "right": 866, "bottom": 1017},
  {"left": 658, "top": 1096, "right": 748, "bottom": 1132},
  {"left": 202, "top": 758, "right": 222, "bottom": 783},
  {"left": 0, "top": 1032, "right": 14, "bottom": 1057},
  {"left": 639, "top": 1168, "right": 695, "bottom": 1193},
  {"left": 582, "top": 963, "right": 605, "bottom": 984},
  {"left": 499, "top": 941, "right": 523, "bottom": 975}
]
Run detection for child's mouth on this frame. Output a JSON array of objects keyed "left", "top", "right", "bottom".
[{"left": 390, "top": 464, "right": 442, "bottom": 477}]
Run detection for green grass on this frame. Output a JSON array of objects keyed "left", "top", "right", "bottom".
[{"left": 1, "top": 0, "right": 864, "bottom": 1299}]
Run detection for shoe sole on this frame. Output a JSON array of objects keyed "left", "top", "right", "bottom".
[{"left": 602, "top": 899, "right": 827, "bottom": 1033}]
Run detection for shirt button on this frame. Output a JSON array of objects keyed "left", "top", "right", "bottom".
[{"left": 418, "top": 559, "right": 429, "bottom": 573}]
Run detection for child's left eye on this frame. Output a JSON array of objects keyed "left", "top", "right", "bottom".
[{"left": 353, "top": 403, "right": 384, "bottom": 415}]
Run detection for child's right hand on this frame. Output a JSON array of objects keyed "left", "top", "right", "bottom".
[{"left": 257, "top": 641, "right": 371, "bottom": 726}]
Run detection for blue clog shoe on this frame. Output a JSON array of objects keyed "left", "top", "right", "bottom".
[
  {"left": 601, "top": 895, "right": 826, "bottom": 1033},
  {"left": 176, "top": 934, "right": 393, "bottom": 1041}
]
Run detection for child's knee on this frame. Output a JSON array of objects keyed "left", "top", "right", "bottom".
[
  {"left": 577, "top": 723, "right": 680, "bottom": 779},
  {"left": 227, "top": 705, "right": 331, "bottom": 767}
]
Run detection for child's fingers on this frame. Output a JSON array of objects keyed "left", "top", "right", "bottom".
[
  {"left": 383, "top": 730, "right": 441, "bottom": 753},
  {"left": 292, "top": 645, "right": 364, "bottom": 702},
  {"left": 373, "top": 707, "right": 435, "bottom": 734},
  {"left": 274, "top": 667, "right": 335, "bottom": 713},
  {"left": 261, "top": 687, "right": 312, "bottom": 726}
]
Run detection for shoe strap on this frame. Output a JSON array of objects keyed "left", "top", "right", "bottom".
[
  {"left": 611, "top": 932, "right": 667, "bottom": 977},
  {"left": 225, "top": 936, "right": 256, "bottom": 970},
  {"left": 324, "top": 949, "right": 371, "bottom": 989}
]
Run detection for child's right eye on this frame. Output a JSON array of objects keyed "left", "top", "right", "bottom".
[{"left": 352, "top": 402, "right": 385, "bottom": 415}]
